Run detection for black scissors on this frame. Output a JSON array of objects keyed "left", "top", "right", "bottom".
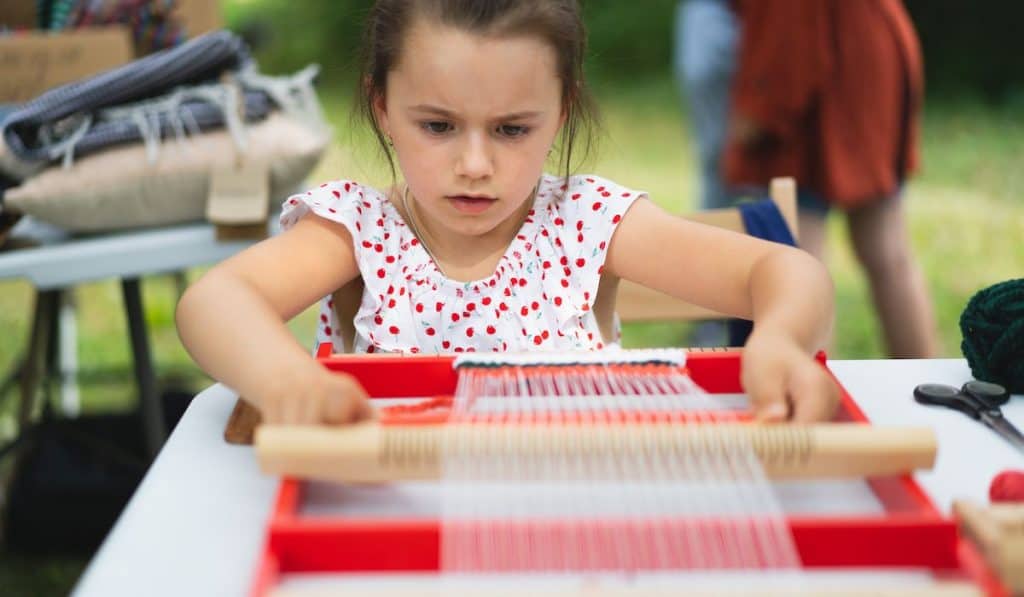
[{"left": 914, "top": 380, "right": 1024, "bottom": 454}]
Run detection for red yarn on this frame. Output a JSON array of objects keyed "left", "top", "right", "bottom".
[{"left": 989, "top": 469, "right": 1024, "bottom": 502}]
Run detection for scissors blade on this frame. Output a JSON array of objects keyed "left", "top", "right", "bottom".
[{"left": 980, "top": 411, "right": 1024, "bottom": 454}]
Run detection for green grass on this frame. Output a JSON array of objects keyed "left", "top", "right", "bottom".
[
  {"left": 0, "top": 73, "right": 1021, "bottom": 597},
  {"left": 0, "top": 552, "right": 88, "bottom": 597}
]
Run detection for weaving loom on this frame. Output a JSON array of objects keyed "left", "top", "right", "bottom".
[{"left": 248, "top": 348, "right": 1010, "bottom": 596}]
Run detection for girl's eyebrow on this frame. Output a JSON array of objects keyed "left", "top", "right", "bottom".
[{"left": 408, "top": 104, "right": 543, "bottom": 120}]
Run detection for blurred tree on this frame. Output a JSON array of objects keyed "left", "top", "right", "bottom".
[
  {"left": 905, "top": 0, "right": 1022, "bottom": 102},
  {"left": 224, "top": 0, "right": 1022, "bottom": 102},
  {"left": 225, "top": 0, "right": 677, "bottom": 84},
  {"left": 225, "top": 0, "right": 367, "bottom": 81}
]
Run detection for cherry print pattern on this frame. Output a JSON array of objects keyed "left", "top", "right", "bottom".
[{"left": 279, "top": 174, "right": 643, "bottom": 354}]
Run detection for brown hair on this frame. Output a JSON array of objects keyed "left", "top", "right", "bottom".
[{"left": 356, "top": 0, "right": 599, "bottom": 182}]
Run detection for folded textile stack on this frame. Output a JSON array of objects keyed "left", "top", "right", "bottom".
[{"left": 0, "top": 29, "right": 330, "bottom": 233}]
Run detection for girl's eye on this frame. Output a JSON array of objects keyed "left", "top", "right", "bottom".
[
  {"left": 498, "top": 124, "right": 530, "bottom": 138},
  {"left": 422, "top": 121, "right": 452, "bottom": 135}
]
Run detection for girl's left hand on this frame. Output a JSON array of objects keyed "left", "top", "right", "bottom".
[{"left": 740, "top": 330, "right": 841, "bottom": 423}]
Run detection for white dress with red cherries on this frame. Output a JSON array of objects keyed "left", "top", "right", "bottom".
[{"left": 279, "top": 173, "right": 644, "bottom": 354}]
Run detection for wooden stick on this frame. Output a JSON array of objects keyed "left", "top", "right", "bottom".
[
  {"left": 954, "top": 500, "right": 1024, "bottom": 593},
  {"left": 268, "top": 581, "right": 982, "bottom": 597},
  {"left": 255, "top": 422, "right": 936, "bottom": 483},
  {"left": 769, "top": 176, "right": 799, "bottom": 239}
]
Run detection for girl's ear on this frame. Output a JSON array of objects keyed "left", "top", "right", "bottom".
[
  {"left": 374, "top": 98, "right": 390, "bottom": 136},
  {"left": 370, "top": 82, "right": 390, "bottom": 137}
]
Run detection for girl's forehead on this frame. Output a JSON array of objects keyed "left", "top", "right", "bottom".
[{"left": 389, "top": 20, "right": 561, "bottom": 113}]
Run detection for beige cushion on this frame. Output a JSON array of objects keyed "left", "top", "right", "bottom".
[{"left": 5, "top": 112, "right": 327, "bottom": 232}]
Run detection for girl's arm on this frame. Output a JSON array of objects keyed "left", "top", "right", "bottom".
[
  {"left": 176, "top": 214, "right": 372, "bottom": 424},
  {"left": 605, "top": 198, "right": 838, "bottom": 422}
]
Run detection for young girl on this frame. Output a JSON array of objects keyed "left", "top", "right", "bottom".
[{"left": 176, "top": 0, "right": 839, "bottom": 426}]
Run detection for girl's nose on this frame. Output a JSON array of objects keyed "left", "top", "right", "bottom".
[{"left": 455, "top": 131, "right": 494, "bottom": 180}]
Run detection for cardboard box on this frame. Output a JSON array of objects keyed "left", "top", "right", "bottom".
[
  {"left": 175, "top": 0, "right": 224, "bottom": 37},
  {"left": 0, "top": 3, "right": 36, "bottom": 29},
  {"left": 0, "top": 26, "right": 133, "bottom": 104}
]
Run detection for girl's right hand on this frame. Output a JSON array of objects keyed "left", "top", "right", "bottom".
[{"left": 256, "top": 366, "right": 374, "bottom": 425}]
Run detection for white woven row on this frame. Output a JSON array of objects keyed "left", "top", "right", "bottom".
[{"left": 452, "top": 348, "right": 687, "bottom": 369}]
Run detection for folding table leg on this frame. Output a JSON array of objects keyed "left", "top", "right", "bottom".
[
  {"left": 58, "top": 290, "right": 80, "bottom": 417},
  {"left": 121, "top": 277, "right": 167, "bottom": 459},
  {"left": 17, "top": 290, "right": 59, "bottom": 430}
]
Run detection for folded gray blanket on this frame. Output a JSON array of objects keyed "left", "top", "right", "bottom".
[
  {"left": 1, "top": 30, "right": 251, "bottom": 168},
  {"left": 69, "top": 90, "right": 273, "bottom": 160}
]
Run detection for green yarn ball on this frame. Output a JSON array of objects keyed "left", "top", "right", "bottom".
[{"left": 959, "top": 278, "right": 1024, "bottom": 394}]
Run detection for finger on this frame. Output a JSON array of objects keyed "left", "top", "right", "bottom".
[
  {"left": 281, "top": 395, "right": 305, "bottom": 425},
  {"left": 299, "top": 392, "right": 321, "bottom": 425},
  {"left": 343, "top": 376, "right": 375, "bottom": 421},
  {"left": 259, "top": 399, "right": 283, "bottom": 425},
  {"left": 322, "top": 395, "right": 359, "bottom": 424},
  {"left": 791, "top": 367, "right": 841, "bottom": 423},
  {"left": 748, "top": 380, "right": 790, "bottom": 423},
  {"left": 322, "top": 375, "right": 372, "bottom": 424},
  {"left": 350, "top": 389, "right": 376, "bottom": 422}
]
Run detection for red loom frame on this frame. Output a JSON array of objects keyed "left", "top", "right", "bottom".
[{"left": 249, "top": 349, "right": 1007, "bottom": 596}]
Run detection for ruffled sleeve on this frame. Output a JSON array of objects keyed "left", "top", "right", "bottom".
[
  {"left": 280, "top": 179, "right": 365, "bottom": 233},
  {"left": 536, "top": 174, "right": 646, "bottom": 348},
  {"left": 550, "top": 174, "right": 645, "bottom": 285},
  {"left": 280, "top": 180, "right": 429, "bottom": 353},
  {"left": 279, "top": 179, "right": 390, "bottom": 267}
]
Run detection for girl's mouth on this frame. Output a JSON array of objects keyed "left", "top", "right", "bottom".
[{"left": 448, "top": 195, "right": 496, "bottom": 214}]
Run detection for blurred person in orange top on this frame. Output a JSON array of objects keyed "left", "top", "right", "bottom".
[{"left": 723, "top": 0, "right": 939, "bottom": 358}]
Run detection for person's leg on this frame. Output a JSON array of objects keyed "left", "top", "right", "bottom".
[
  {"left": 795, "top": 189, "right": 830, "bottom": 261},
  {"left": 674, "top": 0, "right": 739, "bottom": 210},
  {"left": 797, "top": 212, "right": 828, "bottom": 261},
  {"left": 846, "top": 194, "right": 939, "bottom": 358}
]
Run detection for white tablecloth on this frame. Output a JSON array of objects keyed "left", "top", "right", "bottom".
[{"left": 72, "top": 358, "right": 1023, "bottom": 597}]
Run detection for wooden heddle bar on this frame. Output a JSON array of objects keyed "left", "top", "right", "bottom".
[
  {"left": 269, "top": 582, "right": 983, "bottom": 597},
  {"left": 255, "top": 422, "right": 937, "bottom": 484}
]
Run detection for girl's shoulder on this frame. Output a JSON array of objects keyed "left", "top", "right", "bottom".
[
  {"left": 279, "top": 180, "right": 417, "bottom": 274},
  {"left": 538, "top": 173, "right": 647, "bottom": 221},
  {"left": 279, "top": 179, "right": 399, "bottom": 232}
]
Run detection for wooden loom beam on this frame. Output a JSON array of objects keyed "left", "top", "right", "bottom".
[
  {"left": 255, "top": 422, "right": 937, "bottom": 484},
  {"left": 268, "top": 582, "right": 983, "bottom": 597}
]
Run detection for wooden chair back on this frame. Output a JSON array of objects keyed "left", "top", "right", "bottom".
[{"left": 615, "top": 177, "right": 798, "bottom": 323}]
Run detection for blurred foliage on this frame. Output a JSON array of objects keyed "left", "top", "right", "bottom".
[
  {"left": 226, "top": 0, "right": 1024, "bottom": 103},
  {"left": 905, "top": 0, "right": 1023, "bottom": 103},
  {"left": 224, "top": 0, "right": 678, "bottom": 84}
]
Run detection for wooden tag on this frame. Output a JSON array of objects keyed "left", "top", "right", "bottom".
[
  {"left": 223, "top": 398, "right": 262, "bottom": 445},
  {"left": 206, "top": 160, "right": 269, "bottom": 240},
  {"left": 215, "top": 222, "right": 268, "bottom": 242}
]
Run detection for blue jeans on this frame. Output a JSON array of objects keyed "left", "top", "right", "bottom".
[{"left": 674, "top": 0, "right": 739, "bottom": 211}]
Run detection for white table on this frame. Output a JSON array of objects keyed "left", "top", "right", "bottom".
[
  {"left": 72, "top": 358, "right": 1024, "bottom": 597},
  {"left": 0, "top": 217, "right": 271, "bottom": 290},
  {"left": 0, "top": 217, "right": 273, "bottom": 455}
]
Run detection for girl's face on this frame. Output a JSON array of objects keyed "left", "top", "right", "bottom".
[{"left": 376, "top": 19, "right": 566, "bottom": 241}]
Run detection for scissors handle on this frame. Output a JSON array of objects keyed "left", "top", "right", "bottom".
[
  {"left": 913, "top": 383, "right": 981, "bottom": 419},
  {"left": 961, "top": 380, "right": 1010, "bottom": 408}
]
